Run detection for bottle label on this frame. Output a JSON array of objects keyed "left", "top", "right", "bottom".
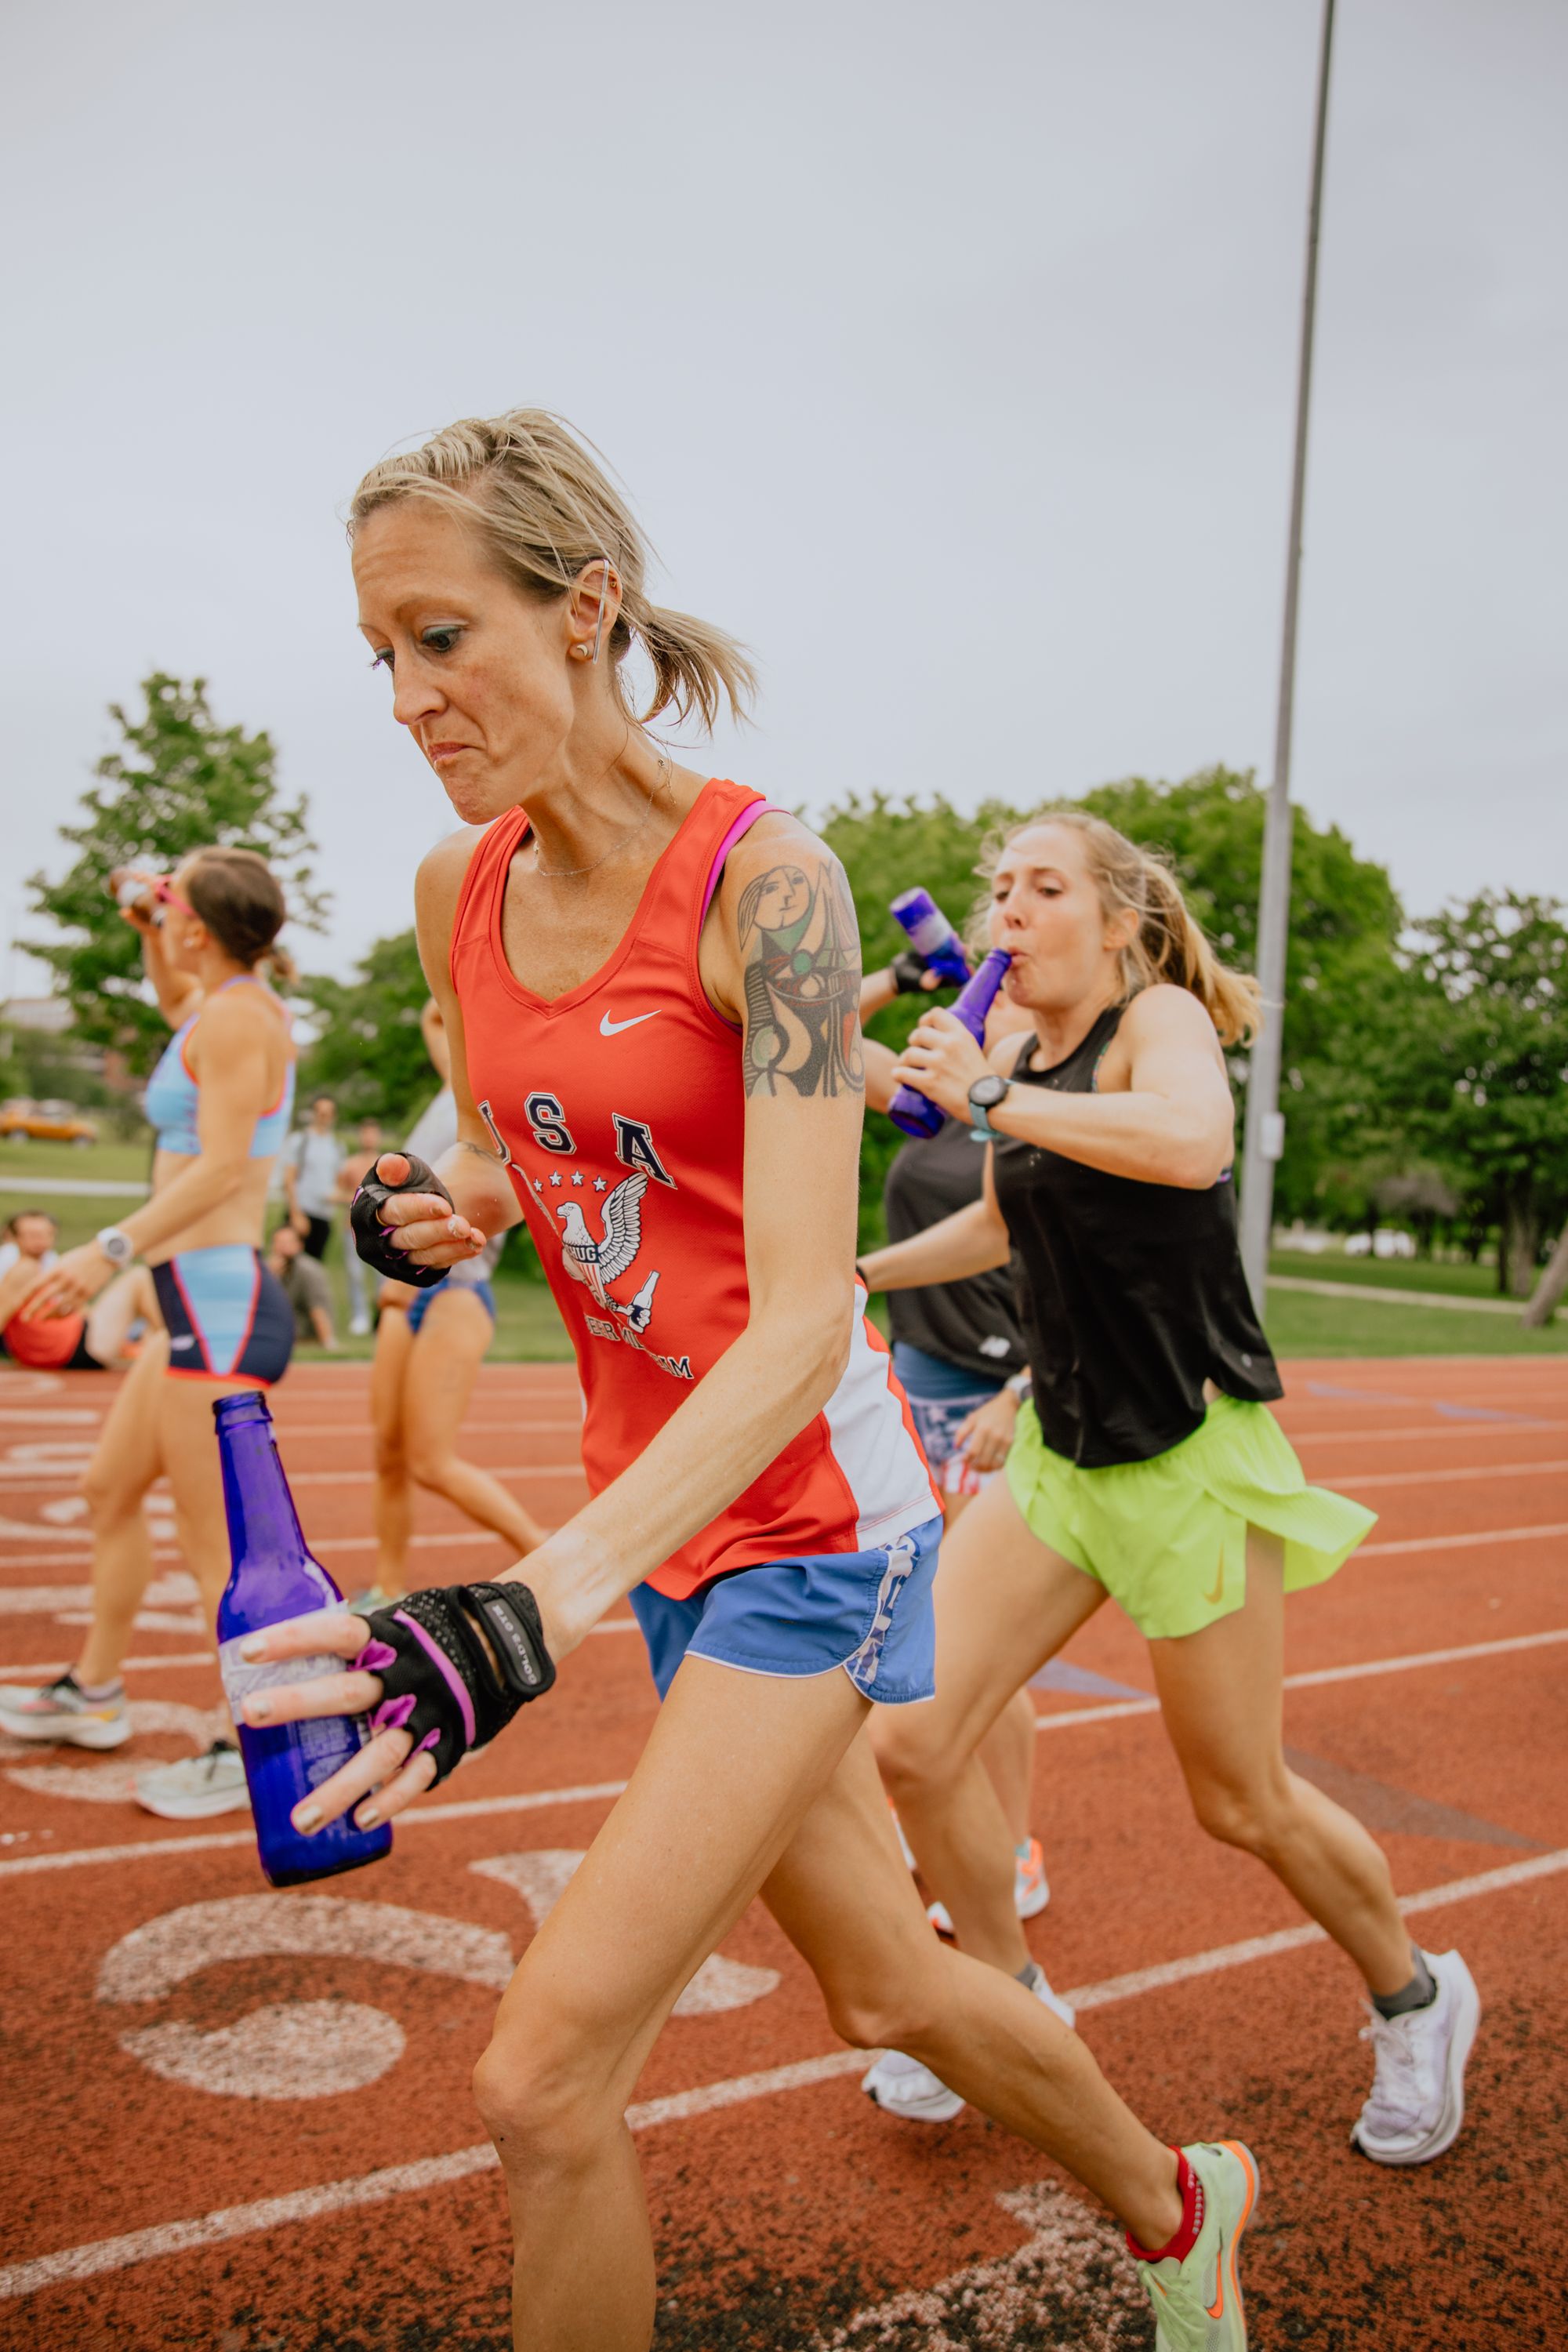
[{"left": 219, "top": 1638, "right": 368, "bottom": 1777}]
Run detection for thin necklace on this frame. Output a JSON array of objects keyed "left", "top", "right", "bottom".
[{"left": 532, "top": 748, "right": 673, "bottom": 881}]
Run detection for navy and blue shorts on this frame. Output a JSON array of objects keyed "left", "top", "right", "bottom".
[
  {"left": 628, "top": 1515, "right": 943, "bottom": 1707},
  {"left": 405, "top": 1275, "right": 497, "bottom": 1337},
  {"left": 152, "top": 1246, "right": 293, "bottom": 1385}
]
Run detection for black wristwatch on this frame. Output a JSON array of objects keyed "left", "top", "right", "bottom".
[{"left": 967, "top": 1073, "right": 1011, "bottom": 1142}]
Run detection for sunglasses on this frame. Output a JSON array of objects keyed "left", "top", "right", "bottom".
[{"left": 150, "top": 878, "right": 196, "bottom": 926}]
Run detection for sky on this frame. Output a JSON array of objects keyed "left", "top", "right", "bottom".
[{"left": 2, "top": 0, "right": 1563, "bottom": 994}]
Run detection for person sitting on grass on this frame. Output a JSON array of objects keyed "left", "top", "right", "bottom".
[
  {"left": 0, "top": 1207, "right": 60, "bottom": 1281},
  {"left": 266, "top": 1221, "right": 337, "bottom": 1350},
  {"left": 0, "top": 1211, "right": 156, "bottom": 1372}
]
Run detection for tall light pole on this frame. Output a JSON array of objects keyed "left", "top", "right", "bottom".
[{"left": 1239, "top": 0, "right": 1338, "bottom": 1315}]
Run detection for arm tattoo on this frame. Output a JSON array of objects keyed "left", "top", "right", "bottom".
[{"left": 738, "top": 856, "right": 866, "bottom": 1099}]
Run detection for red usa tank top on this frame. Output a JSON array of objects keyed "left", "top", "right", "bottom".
[{"left": 451, "top": 777, "right": 937, "bottom": 1599}]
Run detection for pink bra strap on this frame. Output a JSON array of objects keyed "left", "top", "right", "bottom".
[{"left": 700, "top": 800, "right": 786, "bottom": 926}]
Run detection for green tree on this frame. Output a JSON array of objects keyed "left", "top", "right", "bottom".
[
  {"left": 1381, "top": 892, "right": 1568, "bottom": 1294},
  {"left": 25, "top": 674, "right": 325, "bottom": 1076},
  {"left": 297, "top": 928, "right": 437, "bottom": 1129},
  {"left": 826, "top": 769, "right": 1406, "bottom": 1248}
]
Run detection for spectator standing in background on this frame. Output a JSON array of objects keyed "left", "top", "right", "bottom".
[
  {"left": 336, "top": 1116, "right": 385, "bottom": 1335},
  {"left": 267, "top": 1223, "right": 337, "bottom": 1351},
  {"left": 282, "top": 1094, "right": 343, "bottom": 1260}
]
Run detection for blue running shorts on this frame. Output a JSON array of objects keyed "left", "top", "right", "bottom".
[
  {"left": 405, "top": 1274, "right": 497, "bottom": 1336},
  {"left": 628, "top": 1515, "right": 942, "bottom": 1706},
  {"left": 152, "top": 1246, "right": 293, "bottom": 1385}
]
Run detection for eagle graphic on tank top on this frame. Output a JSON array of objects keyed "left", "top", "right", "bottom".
[{"left": 554, "top": 1171, "right": 660, "bottom": 1335}]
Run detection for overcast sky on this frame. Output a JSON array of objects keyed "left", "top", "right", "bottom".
[{"left": 2, "top": 0, "right": 1563, "bottom": 993}]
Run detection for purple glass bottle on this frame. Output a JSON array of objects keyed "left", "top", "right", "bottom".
[
  {"left": 889, "top": 887, "right": 972, "bottom": 988},
  {"left": 213, "top": 1392, "right": 391, "bottom": 1887},
  {"left": 888, "top": 948, "right": 1014, "bottom": 1140}
]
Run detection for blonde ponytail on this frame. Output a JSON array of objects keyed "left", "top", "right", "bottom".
[
  {"left": 348, "top": 409, "right": 756, "bottom": 732},
  {"left": 975, "top": 806, "right": 1261, "bottom": 1046}
]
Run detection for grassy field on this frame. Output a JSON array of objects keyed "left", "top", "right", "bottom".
[
  {"left": 1262, "top": 1283, "right": 1565, "bottom": 1356},
  {"left": 1269, "top": 1248, "right": 1508, "bottom": 1300},
  {"left": 5, "top": 1138, "right": 1560, "bottom": 1359}
]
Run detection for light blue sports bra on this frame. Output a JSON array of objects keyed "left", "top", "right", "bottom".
[{"left": 143, "top": 977, "right": 296, "bottom": 1159}]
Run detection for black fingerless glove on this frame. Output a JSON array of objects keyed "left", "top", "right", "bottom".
[
  {"left": 354, "top": 1582, "right": 556, "bottom": 1784},
  {"left": 350, "top": 1152, "right": 453, "bottom": 1290},
  {"left": 891, "top": 949, "right": 933, "bottom": 995}
]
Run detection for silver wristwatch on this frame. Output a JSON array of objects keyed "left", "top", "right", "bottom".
[{"left": 94, "top": 1225, "right": 135, "bottom": 1269}]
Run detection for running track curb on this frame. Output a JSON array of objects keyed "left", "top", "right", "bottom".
[{"left": 5, "top": 1846, "right": 1565, "bottom": 2303}]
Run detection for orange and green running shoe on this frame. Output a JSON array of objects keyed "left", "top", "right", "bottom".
[{"left": 1133, "top": 2140, "right": 1258, "bottom": 2352}]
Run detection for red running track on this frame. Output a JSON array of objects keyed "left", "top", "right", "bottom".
[{"left": 0, "top": 1356, "right": 1564, "bottom": 2349}]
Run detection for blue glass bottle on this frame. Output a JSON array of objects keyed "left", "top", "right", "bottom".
[
  {"left": 213, "top": 1391, "right": 392, "bottom": 1887},
  {"left": 890, "top": 887, "right": 972, "bottom": 988},
  {"left": 888, "top": 948, "right": 1014, "bottom": 1139}
]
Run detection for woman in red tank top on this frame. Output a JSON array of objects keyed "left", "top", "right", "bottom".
[{"left": 246, "top": 412, "right": 1261, "bottom": 2349}]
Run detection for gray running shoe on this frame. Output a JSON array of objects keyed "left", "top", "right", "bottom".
[
  {"left": 862, "top": 1960, "right": 1076, "bottom": 2124},
  {"left": 1352, "top": 1948, "right": 1479, "bottom": 2165},
  {"left": 136, "top": 1739, "right": 252, "bottom": 1820},
  {"left": 0, "top": 1671, "right": 129, "bottom": 1750}
]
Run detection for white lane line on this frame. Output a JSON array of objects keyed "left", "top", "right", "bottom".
[
  {"left": 1069, "top": 1846, "right": 1568, "bottom": 2011},
  {"left": 11, "top": 1511, "right": 1567, "bottom": 1581},
  {"left": 1032, "top": 1623, "right": 1568, "bottom": 1733},
  {"left": 4, "top": 1625, "right": 637, "bottom": 1683},
  {"left": 0, "top": 1465, "right": 589, "bottom": 1494},
  {"left": 5, "top": 1847, "right": 1563, "bottom": 2302},
  {"left": 0, "top": 1780, "right": 634, "bottom": 1877},
  {"left": 1282, "top": 1625, "right": 1568, "bottom": 1687},
  {"left": 5, "top": 1627, "right": 1563, "bottom": 1873},
  {"left": 1335, "top": 1458, "right": 1568, "bottom": 1492},
  {"left": 1360, "top": 1520, "right": 1568, "bottom": 1557},
  {"left": 1289, "top": 1421, "right": 1563, "bottom": 1446}
]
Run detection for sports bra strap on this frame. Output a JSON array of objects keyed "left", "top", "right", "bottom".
[{"left": 700, "top": 801, "right": 787, "bottom": 926}]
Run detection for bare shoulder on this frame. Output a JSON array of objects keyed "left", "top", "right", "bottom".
[
  {"left": 1120, "top": 985, "right": 1228, "bottom": 1066},
  {"left": 416, "top": 825, "right": 485, "bottom": 924},
  {"left": 714, "top": 810, "right": 847, "bottom": 914},
  {"left": 193, "top": 982, "right": 285, "bottom": 1043}
]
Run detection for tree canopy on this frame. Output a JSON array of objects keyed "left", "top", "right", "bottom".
[{"left": 25, "top": 674, "right": 325, "bottom": 1076}]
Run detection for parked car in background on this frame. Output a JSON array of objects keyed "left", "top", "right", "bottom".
[{"left": 0, "top": 1099, "right": 98, "bottom": 1145}]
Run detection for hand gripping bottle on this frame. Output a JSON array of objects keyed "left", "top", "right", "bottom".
[
  {"left": 889, "top": 887, "right": 972, "bottom": 988},
  {"left": 214, "top": 1391, "right": 392, "bottom": 1886},
  {"left": 888, "top": 948, "right": 1013, "bottom": 1141}
]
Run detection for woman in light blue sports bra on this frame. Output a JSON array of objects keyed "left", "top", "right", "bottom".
[{"left": 5, "top": 848, "right": 298, "bottom": 1821}]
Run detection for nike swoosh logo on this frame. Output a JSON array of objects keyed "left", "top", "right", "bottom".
[
  {"left": 1203, "top": 1554, "right": 1225, "bottom": 1606},
  {"left": 599, "top": 1011, "right": 660, "bottom": 1036}
]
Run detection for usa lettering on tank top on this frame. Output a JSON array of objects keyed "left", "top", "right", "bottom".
[{"left": 452, "top": 778, "right": 938, "bottom": 1599}]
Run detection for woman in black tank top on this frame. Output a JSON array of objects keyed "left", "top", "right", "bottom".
[{"left": 859, "top": 811, "right": 1478, "bottom": 2165}]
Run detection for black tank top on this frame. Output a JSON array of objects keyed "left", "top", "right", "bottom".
[
  {"left": 990, "top": 1003, "right": 1281, "bottom": 1468},
  {"left": 884, "top": 1116, "right": 1026, "bottom": 1382}
]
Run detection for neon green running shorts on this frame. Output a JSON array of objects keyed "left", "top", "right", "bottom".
[{"left": 1004, "top": 1394, "right": 1377, "bottom": 1641}]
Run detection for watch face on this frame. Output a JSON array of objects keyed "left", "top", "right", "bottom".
[{"left": 970, "top": 1075, "right": 1009, "bottom": 1111}]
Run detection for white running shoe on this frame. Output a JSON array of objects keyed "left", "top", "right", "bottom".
[
  {"left": 861, "top": 1960, "right": 1076, "bottom": 2125},
  {"left": 0, "top": 1672, "right": 129, "bottom": 1750},
  {"left": 1352, "top": 1948, "right": 1479, "bottom": 2165},
  {"left": 136, "top": 1740, "right": 252, "bottom": 1821},
  {"left": 887, "top": 1800, "right": 917, "bottom": 1871},
  {"left": 927, "top": 1838, "right": 1051, "bottom": 1936},
  {"left": 349, "top": 1315, "right": 372, "bottom": 1338}
]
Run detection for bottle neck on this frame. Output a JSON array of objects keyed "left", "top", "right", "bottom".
[
  {"left": 216, "top": 1403, "right": 314, "bottom": 1584},
  {"left": 950, "top": 950, "right": 1012, "bottom": 1044}
]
